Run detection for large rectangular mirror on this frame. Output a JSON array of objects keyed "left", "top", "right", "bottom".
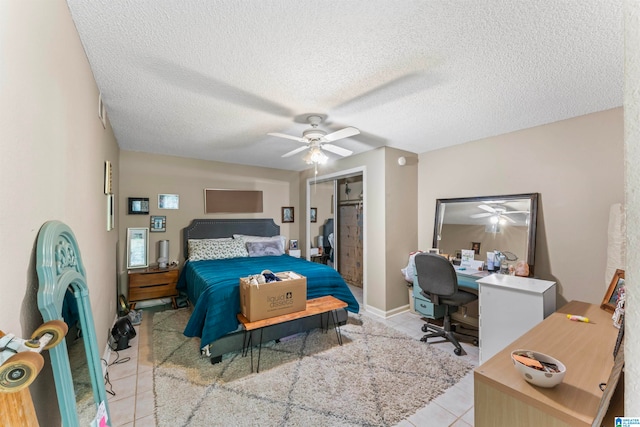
[{"left": 432, "top": 193, "right": 539, "bottom": 275}]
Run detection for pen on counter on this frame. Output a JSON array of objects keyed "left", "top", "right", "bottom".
[{"left": 567, "top": 314, "right": 591, "bottom": 323}]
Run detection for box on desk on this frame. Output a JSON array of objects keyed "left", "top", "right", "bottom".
[{"left": 239, "top": 271, "right": 307, "bottom": 322}]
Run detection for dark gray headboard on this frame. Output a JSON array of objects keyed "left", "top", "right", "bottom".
[
  {"left": 323, "top": 218, "right": 334, "bottom": 250},
  {"left": 182, "top": 218, "right": 280, "bottom": 259}
]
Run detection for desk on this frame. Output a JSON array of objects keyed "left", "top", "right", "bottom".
[
  {"left": 474, "top": 301, "right": 624, "bottom": 426},
  {"left": 412, "top": 268, "right": 485, "bottom": 322}
]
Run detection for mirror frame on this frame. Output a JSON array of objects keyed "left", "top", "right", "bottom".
[
  {"left": 36, "top": 220, "right": 111, "bottom": 427},
  {"left": 432, "top": 193, "right": 539, "bottom": 274}
]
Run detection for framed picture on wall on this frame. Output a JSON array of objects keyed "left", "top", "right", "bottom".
[
  {"left": 310, "top": 207, "right": 317, "bottom": 223},
  {"left": 128, "top": 197, "right": 149, "bottom": 215},
  {"left": 282, "top": 206, "right": 294, "bottom": 223},
  {"left": 471, "top": 242, "right": 481, "bottom": 255},
  {"left": 150, "top": 215, "right": 166, "bottom": 232},
  {"left": 158, "top": 194, "right": 179, "bottom": 209}
]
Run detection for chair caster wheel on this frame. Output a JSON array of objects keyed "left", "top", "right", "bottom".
[
  {"left": 420, "top": 336, "right": 428, "bottom": 343},
  {"left": 421, "top": 325, "right": 429, "bottom": 332},
  {"left": 473, "top": 339, "right": 479, "bottom": 346},
  {"left": 454, "top": 347, "right": 463, "bottom": 356}
]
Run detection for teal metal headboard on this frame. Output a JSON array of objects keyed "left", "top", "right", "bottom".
[{"left": 36, "top": 220, "right": 111, "bottom": 427}]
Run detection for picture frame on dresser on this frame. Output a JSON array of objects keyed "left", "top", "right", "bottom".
[
  {"left": 601, "top": 269, "right": 625, "bottom": 313},
  {"left": 127, "top": 227, "right": 149, "bottom": 269}
]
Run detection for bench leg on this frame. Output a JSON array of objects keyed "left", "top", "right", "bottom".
[
  {"left": 256, "top": 328, "right": 264, "bottom": 373},
  {"left": 330, "top": 310, "right": 343, "bottom": 346}
]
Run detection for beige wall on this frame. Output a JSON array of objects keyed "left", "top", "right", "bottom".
[
  {"left": 302, "top": 146, "right": 418, "bottom": 315},
  {"left": 118, "top": 151, "right": 301, "bottom": 293},
  {"left": 0, "top": 1, "right": 120, "bottom": 423},
  {"left": 418, "top": 108, "right": 624, "bottom": 306}
]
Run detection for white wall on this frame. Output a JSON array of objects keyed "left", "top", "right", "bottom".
[
  {"left": 0, "top": 1, "right": 120, "bottom": 423},
  {"left": 623, "top": 0, "right": 639, "bottom": 414}
]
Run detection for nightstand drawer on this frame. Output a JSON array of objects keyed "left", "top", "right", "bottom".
[
  {"left": 129, "top": 283, "right": 178, "bottom": 301},
  {"left": 129, "top": 269, "right": 178, "bottom": 287},
  {"left": 128, "top": 266, "right": 180, "bottom": 308}
]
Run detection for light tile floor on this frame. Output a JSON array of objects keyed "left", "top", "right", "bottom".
[{"left": 104, "top": 285, "right": 478, "bottom": 426}]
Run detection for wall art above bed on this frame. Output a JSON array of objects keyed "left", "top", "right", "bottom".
[{"left": 204, "top": 189, "right": 263, "bottom": 213}]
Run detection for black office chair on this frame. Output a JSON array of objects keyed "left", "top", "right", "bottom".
[{"left": 414, "top": 253, "right": 478, "bottom": 356}]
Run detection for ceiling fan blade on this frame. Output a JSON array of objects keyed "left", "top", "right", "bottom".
[
  {"left": 478, "top": 204, "right": 497, "bottom": 213},
  {"left": 268, "top": 132, "right": 306, "bottom": 143},
  {"left": 502, "top": 215, "right": 516, "bottom": 223},
  {"left": 470, "top": 213, "right": 492, "bottom": 218},
  {"left": 281, "top": 146, "right": 309, "bottom": 158},
  {"left": 502, "top": 210, "right": 529, "bottom": 215},
  {"left": 323, "top": 127, "right": 360, "bottom": 142},
  {"left": 143, "top": 58, "right": 293, "bottom": 117},
  {"left": 322, "top": 144, "right": 353, "bottom": 157}
]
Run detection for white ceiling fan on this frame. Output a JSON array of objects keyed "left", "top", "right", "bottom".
[
  {"left": 470, "top": 204, "right": 529, "bottom": 223},
  {"left": 268, "top": 114, "right": 359, "bottom": 164}
]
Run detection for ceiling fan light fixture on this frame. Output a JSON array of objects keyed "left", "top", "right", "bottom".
[{"left": 304, "top": 147, "right": 328, "bottom": 165}]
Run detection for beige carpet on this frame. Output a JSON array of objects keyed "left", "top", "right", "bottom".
[{"left": 153, "top": 308, "right": 473, "bottom": 427}]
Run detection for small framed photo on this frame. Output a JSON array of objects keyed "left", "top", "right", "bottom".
[
  {"left": 310, "top": 207, "right": 317, "bottom": 223},
  {"left": 601, "top": 269, "right": 625, "bottom": 313},
  {"left": 282, "top": 206, "right": 294, "bottom": 223},
  {"left": 471, "top": 242, "right": 481, "bottom": 255},
  {"left": 126, "top": 227, "right": 149, "bottom": 269},
  {"left": 128, "top": 197, "right": 149, "bottom": 215},
  {"left": 289, "top": 240, "right": 298, "bottom": 250},
  {"left": 158, "top": 194, "right": 179, "bottom": 209},
  {"left": 107, "top": 193, "right": 115, "bottom": 231},
  {"left": 150, "top": 215, "right": 166, "bottom": 232}
]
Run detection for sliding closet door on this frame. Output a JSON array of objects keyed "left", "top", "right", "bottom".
[{"left": 337, "top": 176, "right": 363, "bottom": 287}]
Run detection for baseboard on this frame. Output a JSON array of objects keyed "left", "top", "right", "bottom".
[{"left": 364, "top": 303, "right": 410, "bottom": 319}]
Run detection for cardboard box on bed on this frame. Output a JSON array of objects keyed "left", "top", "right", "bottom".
[{"left": 239, "top": 272, "right": 307, "bottom": 322}]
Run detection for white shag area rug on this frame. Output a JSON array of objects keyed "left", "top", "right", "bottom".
[{"left": 152, "top": 308, "right": 473, "bottom": 427}]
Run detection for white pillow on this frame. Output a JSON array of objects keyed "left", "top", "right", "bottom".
[
  {"left": 188, "top": 238, "right": 247, "bottom": 261},
  {"left": 246, "top": 240, "right": 285, "bottom": 257},
  {"left": 233, "top": 234, "right": 286, "bottom": 253}
]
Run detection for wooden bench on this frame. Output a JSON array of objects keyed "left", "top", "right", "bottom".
[{"left": 236, "top": 295, "right": 348, "bottom": 372}]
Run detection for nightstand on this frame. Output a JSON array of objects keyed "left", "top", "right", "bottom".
[{"left": 128, "top": 266, "right": 179, "bottom": 309}]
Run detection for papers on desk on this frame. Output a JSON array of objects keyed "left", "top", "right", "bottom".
[
  {"left": 461, "top": 249, "right": 475, "bottom": 264},
  {"left": 456, "top": 261, "right": 485, "bottom": 272}
]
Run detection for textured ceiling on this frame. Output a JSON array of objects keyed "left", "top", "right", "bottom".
[{"left": 66, "top": 1, "right": 623, "bottom": 171}]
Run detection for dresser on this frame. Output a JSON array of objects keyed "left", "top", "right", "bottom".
[
  {"left": 128, "top": 266, "right": 179, "bottom": 308},
  {"left": 474, "top": 301, "right": 624, "bottom": 426},
  {"left": 477, "top": 274, "right": 556, "bottom": 365}
]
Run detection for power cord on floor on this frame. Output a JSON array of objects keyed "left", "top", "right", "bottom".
[{"left": 101, "top": 349, "right": 132, "bottom": 398}]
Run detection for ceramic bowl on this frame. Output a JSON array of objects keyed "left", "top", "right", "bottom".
[{"left": 511, "top": 349, "right": 566, "bottom": 388}]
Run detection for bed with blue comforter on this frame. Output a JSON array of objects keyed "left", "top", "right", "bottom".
[{"left": 177, "top": 254, "right": 359, "bottom": 348}]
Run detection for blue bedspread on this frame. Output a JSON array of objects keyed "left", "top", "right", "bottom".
[{"left": 177, "top": 255, "right": 360, "bottom": 347}]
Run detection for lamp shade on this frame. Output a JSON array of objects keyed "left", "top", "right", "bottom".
[{"left": 158, "top": 240, "right": 169, "bottom": 268}]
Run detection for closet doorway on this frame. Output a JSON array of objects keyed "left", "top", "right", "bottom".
[{"left": 306, "top": 167, "right": 365, "bottom": 290}]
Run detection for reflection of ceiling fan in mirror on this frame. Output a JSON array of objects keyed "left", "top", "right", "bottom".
[
  {"left": 470, "top": 204, "right": 529, "bottom": 224},
  {"left": 268, "top": 114, "right": 359, "bottom": 165}
]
